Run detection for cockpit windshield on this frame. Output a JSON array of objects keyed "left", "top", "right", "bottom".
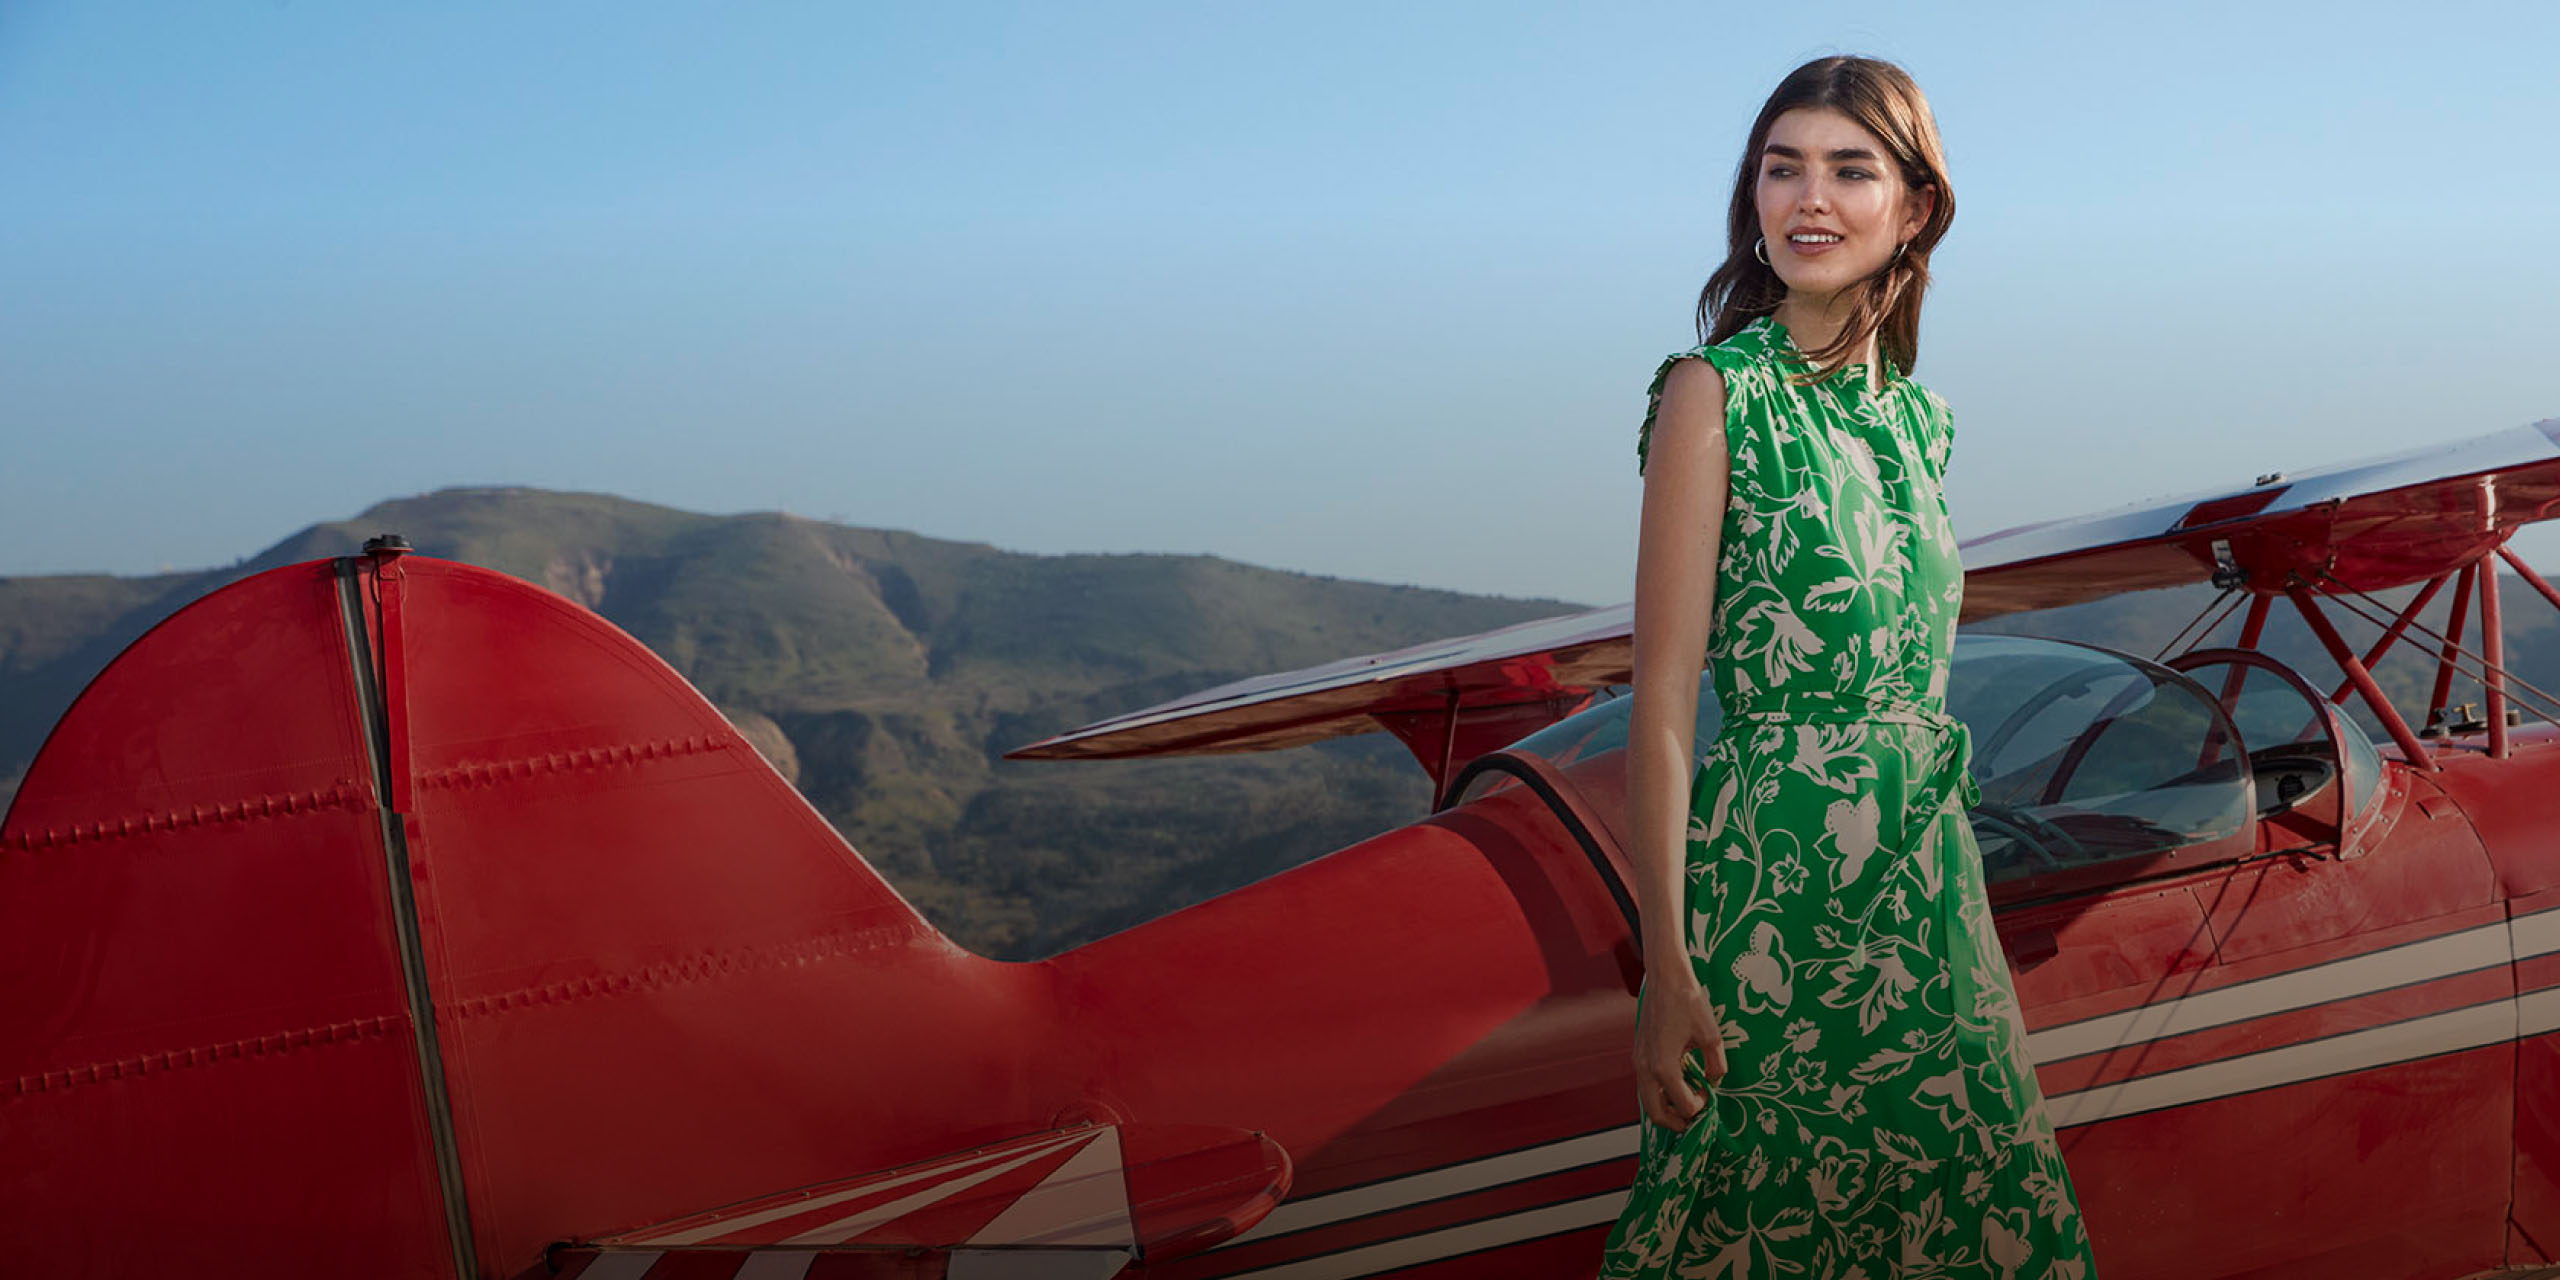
[
  {"left": 1497, "top": 634, "right": 2255, "bottom": 884},
  {"left": 1951, "top": 636, "right": 2251, "bottom": 879}
]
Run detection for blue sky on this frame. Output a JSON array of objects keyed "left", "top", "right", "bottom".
[{"left": 5, "top": 1, "right": 2556, "bottom": 605}]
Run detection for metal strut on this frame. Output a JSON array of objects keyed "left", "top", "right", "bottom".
[
  {"left": 2286, "top": 588, "right": 2437, "bottom": 770},
  {"left": 2324, "top": 573, "right": 2450, "bottom": 706},
  {"left": 2483, "top": 556, "right": 2511, "bottom": 758},
  {"left": 2430, "top": 563, "right": 2479, "bottom": 730},
  {"left": 2316, "top": 568, "right": 2560, "bottom": 733}
]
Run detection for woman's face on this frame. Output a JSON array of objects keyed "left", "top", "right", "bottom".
[{"left": 1754, "top": 106, "right": 1931, "bottom": 305}]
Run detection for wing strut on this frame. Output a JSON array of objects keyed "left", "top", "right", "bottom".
[
  {"left": 2482, "top": 557, "right": 2511, "bottom": 758},
  {"left": 2310, "top": 562, "right": 2560, "bottom": 759},
  {"left": 2431, "top": 564, "right": 2481, "bottom": 729},
  {"left": 2288, "top": 588, "right": 2437, "bottom": 770},
  {"left": 2322, "top": 574, "right": 2452, "bottom": 707}
]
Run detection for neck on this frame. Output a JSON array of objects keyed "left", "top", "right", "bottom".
[
  {"left": 1773, "top": 291, "right": 1876, "bottom": 366},
  {"left": 1774, "top": 292, "right": 1886, "bottom": 391}
]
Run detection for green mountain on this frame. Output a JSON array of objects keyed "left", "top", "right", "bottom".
[{"left": 0, "top": 488, "right": 1576, "bottom": 958}]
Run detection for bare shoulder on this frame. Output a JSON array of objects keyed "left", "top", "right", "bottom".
[
  {"left": 1636, "top": 348, "right": 1735, "bottom": 478},
  {"left": 1658, "top": 355, "right": 1728, "bottom": 419},
  {"left": 1646, "top": 356, "right": 1731, "bottom": 466}
]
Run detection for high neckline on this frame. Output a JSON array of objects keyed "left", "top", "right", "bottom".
[{"left": 1747, "top": 314, "right": 1904, "bottom": 395}]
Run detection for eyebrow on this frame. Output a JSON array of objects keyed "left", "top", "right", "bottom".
[{"left": 1762, "top": 143, "right": 1881, "bottom": 162}]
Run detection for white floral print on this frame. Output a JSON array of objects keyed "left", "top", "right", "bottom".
[{"left": 1608, "top": 318, "right": 2097, "bottom": 1277}]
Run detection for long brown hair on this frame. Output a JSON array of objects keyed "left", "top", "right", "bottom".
[{"left": 1699, "top": 56, "right": 1955, "bottom": 378}]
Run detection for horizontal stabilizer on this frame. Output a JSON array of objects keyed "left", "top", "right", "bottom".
[
  {"left": 535, "top": 1246, "right": 1124, "bottom": 1279},
  {"left": 544, "top": 1123, "right": 1289, "bottom": 1278}
]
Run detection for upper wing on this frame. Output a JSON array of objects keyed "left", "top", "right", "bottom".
[
  {"left": 1004, "top": 603, "right": 1632, "bottom": 763},
  {"left": 1011, "top": 419, "right": 2560, "bottom": 763},
  {"left": 1959, "top": 419, "right": 2560, "bottom": 620}
]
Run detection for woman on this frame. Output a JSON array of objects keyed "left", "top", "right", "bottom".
[{"left": 1599, "top": 57, "right": 2098, "bottom": 1278}]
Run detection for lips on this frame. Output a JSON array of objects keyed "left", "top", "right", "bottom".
[{"left": 1787, "top": 229, "right": 1845, "bottom": 255}]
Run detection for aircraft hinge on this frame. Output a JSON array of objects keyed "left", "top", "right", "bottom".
[{"left": 2209, "top": 539, "right": 2247, "bottom": 590}]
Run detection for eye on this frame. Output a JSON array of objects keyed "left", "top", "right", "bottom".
[
  {"left": 1763, "top": 163, "right": 1798, "bottom": 179},
  {"left": 1841, "top": 167, "right": 1877, "bottom": 181}
]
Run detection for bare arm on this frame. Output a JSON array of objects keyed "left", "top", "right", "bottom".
[{"left": 1627, "top": 356, "right": 1731, "bottom": 1129}]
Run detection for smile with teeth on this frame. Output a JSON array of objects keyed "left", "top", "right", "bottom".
[{"left": 1790, "top": 232, "right": 1842, "bottom": 245}]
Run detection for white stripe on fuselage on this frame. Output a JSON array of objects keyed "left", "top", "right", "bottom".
[
  {"left": 2515, "top": 906, "right": 2560, "bottom": 962},
  {"left": 2043, "top": 998, "right": 2517, "bottom": 1128},
  {"left": 1207, "top": 905, "right": 2560, "bottom": 1276},
  {"left": 2025, "top": 920, "right": 2511, "bottom": 1064},
  {"left": 1223, "top": 1126, "right": 1639, "bottom": 1248}
]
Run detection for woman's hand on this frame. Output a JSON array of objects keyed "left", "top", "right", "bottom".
[{"left": 1634, "top": 963, "right": 1728, "bottom": 1132}]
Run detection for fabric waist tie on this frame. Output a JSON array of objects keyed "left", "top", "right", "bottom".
[
  {"left": 1725, "top": 688, "right": 1993, "bottom": 1024},
  {"left": 1723, "top": 689, "right": 1983, "bottom": 815}
]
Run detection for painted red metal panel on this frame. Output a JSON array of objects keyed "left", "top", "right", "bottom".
[
  {"left": 1999, "top": 882, "right": 2219, "bottom": 1015},
  {"left": 363, "top": 558, "right": 1054, "bottom": 1275},
  {"left": 2203, "top": 797, "right": 2496, "bottom": 966},
  {"left": 2430, "top": 746, "right": 2560, "bottom": 899},
  {"left": 2194, "top": 901, "right": 2508, "bottom": 994},
  {"left": 2514, "top": 1033, "right": 2560, "bottom": 1265},
  {"left": 1044, "top": 809, "right": 1567, "bottom": 1188},
  {"left": 2058, "top": 1046, "right": 2512, "bottom": 1280},
  {"left": 0, "top": 560, "right": 456, "bottom": 1275},
  {"left": 2508, "top": 887, "right": 2560, "bottom": 1264}
]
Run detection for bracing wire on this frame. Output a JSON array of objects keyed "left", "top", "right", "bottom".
[
  {"left": 2156, "top": 586, "right": 2244, "bottom": 661},
  {"left": 2312, "top": 572, "right": 2560, "bottom": 728}
]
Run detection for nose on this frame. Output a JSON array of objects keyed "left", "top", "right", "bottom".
[{"left": 1797, "top": 175, "right": 1832, "bottom": 214}]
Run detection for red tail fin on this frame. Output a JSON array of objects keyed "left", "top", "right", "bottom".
[
  {"left": 0, "top": 558, "right": 461, "bottom": 1275},
  {"left": 2, "top": 551, "right": 1006, "bottom": 1277}
]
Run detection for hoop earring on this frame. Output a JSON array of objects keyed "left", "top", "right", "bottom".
[
  {"left": 1894, "top": 240, "right": 1910, "bottom": 262},
  {"left": 1753, "top": 237, "right": 1770, "bottom": 265}
]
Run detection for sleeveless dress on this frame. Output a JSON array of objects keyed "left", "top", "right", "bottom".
[{"left": 1599, "top": 317, "right": 2098, "bottom": 1279}]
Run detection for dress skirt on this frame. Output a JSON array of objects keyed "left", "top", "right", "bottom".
[{"left": 1597, "top": 700, "right": 2097, "bottom": 1279}]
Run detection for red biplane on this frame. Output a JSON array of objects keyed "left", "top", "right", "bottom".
[{"left": 8, "top": 422, "right": 2560, "bottom": 1279}]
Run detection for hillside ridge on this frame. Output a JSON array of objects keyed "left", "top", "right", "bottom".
[{"left": 0, "top": 486, "right": 1581, "bottom": 957}]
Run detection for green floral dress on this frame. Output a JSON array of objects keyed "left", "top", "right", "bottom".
[{"left": 1601, "top": 317, "right": 2097, "bottom": 1279}]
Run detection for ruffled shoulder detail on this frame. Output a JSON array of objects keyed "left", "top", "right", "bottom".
[
  {"left": 1634, "top": 346, "right": 1707, "bottom": 478},
  {"left": 1635, "top": 318, "right": 1787, "bottom": 478}
]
